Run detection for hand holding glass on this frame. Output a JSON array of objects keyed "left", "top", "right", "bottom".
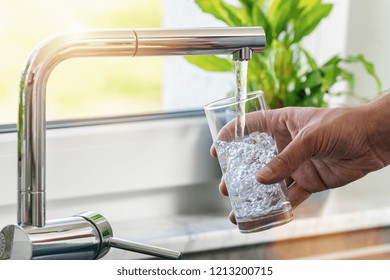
[{"left": 204, "top": 91, "right": 293, "bottom": 233}]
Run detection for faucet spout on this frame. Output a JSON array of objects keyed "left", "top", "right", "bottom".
[{"left": 17, "top": 27, "right": 266, "bottom": 228}]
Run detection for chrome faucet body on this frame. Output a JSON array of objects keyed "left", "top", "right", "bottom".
[{"left": 1, "top": 27, "right": 266, "bottom": 260}]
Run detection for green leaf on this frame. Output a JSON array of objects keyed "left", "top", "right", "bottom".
[
  {"left": 195, "top": 0, "right": 244, "bottom": 26},
  {"left": 252, "top": 1, "right": 273, "bottom": 45},
  {"left": 189, "top": 0, "right": 382, "bottom": 109},
  {"left": 338, "top": 68, "right": 354, "bottom": 90},
  {"left": 239, "top": 0, "right": 262, "bottom": 8},
  {"left": 184, "top": 55, "right": 234, "bottom": 72},
  {"left": 268, "top": 0, "right": 300, "bottom": 39},
  {"left": 299, "top": 46, "right": 318, "bottom": 69},
  {"left": 323, "top": 55, "right": 342, "bottom": 68},
  {"left": 344, "top": 54, "right": 382, "bottom": 91},
  {"left": 304, "top": 69, "right": 323, "bottom": 89},
  {"left": 295, "top": 69, "right": 323, "bottom": 94},
  {"left": 220, "top": 1, "right": 246, "bottom": 26},
  {"left": 293, "top": 2, "right": 333, "bottom": 42},
  {"left": 322, "top": 64, "right": 341, "bottom": 91}
]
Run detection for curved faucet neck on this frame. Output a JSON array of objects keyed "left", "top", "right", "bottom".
[
  {"left": 17, "top": 27, "right": 266, "bottom": 227},
  {"left": 18, "top": 29, "right": 138, "bottom": 227}
]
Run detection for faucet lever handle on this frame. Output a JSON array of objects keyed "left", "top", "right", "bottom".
[
  {"left": 108, "top": 237, "right": 182, "bottom": 260},
  {"left": 77, "top": 211, "right": 182, "bottom": 260}
]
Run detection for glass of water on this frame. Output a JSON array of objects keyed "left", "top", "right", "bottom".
[{"left": 204, "top": 91, "right": 293, "bottom": 233}]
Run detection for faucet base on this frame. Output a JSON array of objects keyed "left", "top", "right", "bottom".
[
  {"left": 0, "top": 211, "right": 181, "bottom": 260},
  {"left": 1, "top": 213, "right": 106, "bottom": 260}
]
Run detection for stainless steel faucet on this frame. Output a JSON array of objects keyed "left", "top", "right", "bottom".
[{"left": 1, "top": 27, "right": 266, "bottom": 260}]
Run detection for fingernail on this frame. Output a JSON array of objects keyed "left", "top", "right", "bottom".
[{"left": 257, "top": 166, "right": 273, "bottom": 181}]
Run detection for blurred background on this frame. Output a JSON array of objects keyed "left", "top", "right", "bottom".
[
  {"left": 0, "top": 0, "right": 163, "bottom": 123},
  {"left": 0, "top": 0, "right": 389, "bottom": 123}
]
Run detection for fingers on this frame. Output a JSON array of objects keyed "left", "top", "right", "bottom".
[
  {"left": 218, "top": 178, "right": 228, "bottom": 196},
  {"left": 256, "top": 133, "right": 312, "bottom": 184},
  {"left": 217, "top": 178, "right": 236, "bottom": 224},
  {"left": 287, "top": 181, "right": 312, "bottom": 209},
  {"left": 229, "top": 211, "right": 237, "bottom": 224},
  {"left": 215, "top": 118, "right": 236, "bottom": 142},
  {"left": 210, "top": 144, "right": 217, "bottom": 158}
]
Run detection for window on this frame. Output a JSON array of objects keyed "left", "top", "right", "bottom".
[
  {"left": 0, "top": 0, "right": 163, "bottom": 124},
  {"left": 2, "top": 0, "right": 388, "bottom": 127},
  {"left": 1, "top": 0, "right": 237, "bottom": 127}
]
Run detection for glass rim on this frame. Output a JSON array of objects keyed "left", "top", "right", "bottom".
[{"left": 204, "top": 90, "right": 264, "bottom": 111}]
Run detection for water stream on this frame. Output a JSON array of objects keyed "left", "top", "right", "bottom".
[{"left": 234, "top": 60, "right": 248, "bottom": 140}]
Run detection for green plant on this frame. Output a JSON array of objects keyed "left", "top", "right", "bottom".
[{"left": 186, "top": 0, "right": 382, "bottom": 108}]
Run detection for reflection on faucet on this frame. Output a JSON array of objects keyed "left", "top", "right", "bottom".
[
  {"left": 0, "top": 211, "right": 182, "bottom": 260},
  {"left": 1, "top": 27, "right": 265, "bottom": 260}
]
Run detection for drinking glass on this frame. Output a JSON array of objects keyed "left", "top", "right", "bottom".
[{"left": 204, "top": 91, "right": 293, "bottom": 233}]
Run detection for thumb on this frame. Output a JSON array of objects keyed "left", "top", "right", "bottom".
[{"left": 256, "top": 137, "right": 311, "bottom": 184}]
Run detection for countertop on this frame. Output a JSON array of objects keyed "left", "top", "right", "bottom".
[{"left": 105, "top": 168, "right": 390, "bottom": 260}]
